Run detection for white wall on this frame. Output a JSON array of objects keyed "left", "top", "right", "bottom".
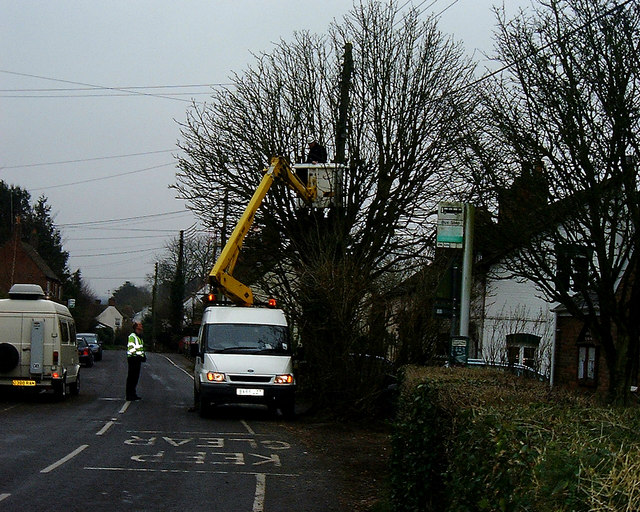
[{"left": 475, "top": 263, "right": 555, "bottom": 378}]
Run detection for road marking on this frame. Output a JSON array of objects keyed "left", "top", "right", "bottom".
[
  {"left": 241, "top": 420, "right": 255, "bottom": 435},
  {"left": 253, "top": 473, "right": 266, "bottom": 512},
  {"left": 119, "top": 401, "right": 131, "bottom": 414},
  {"left": 41, "top": 444, "right": 89, "bottom": 473},
  {"left": 84, "top": 466, "right": 298, "bottom": 477},
  {"left": 96, "top": 419, "right": 117, "bottom": 436},
  {"left": 0, "top": 494, "right": 10, "bottom": 502}
]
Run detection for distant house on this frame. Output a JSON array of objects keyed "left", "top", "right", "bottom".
[
  {"left": 462, "top": 164, "right": 556, "bottom": 379},
  {"left": 0, "top": 236, "right": 63, "bottom": 300},
  {"left": 96, "top": 298, "right": 125, "bottom": 332},
  {"left": 470, "top": 165, "right": 638, "bottom": 394}
]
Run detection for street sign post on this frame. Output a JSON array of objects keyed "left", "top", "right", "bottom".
[
  {"left": 436, "top": 202, "right": 464, "bottom": 248},
  {"left": 450, "top": 336, "right": 469, "bottom": 365}
]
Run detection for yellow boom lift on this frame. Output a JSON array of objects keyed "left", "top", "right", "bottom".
[{"left": 209, "top": 155, "right": 341, "bottom": 307}]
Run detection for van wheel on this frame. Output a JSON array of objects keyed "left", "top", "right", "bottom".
[
  {"left": 0, "top": 343, "right": 19, "bottom": 372},
  {"left": 280, "top": 399, "right": 296, "bottom": 420},
  {"left": 54, "top": 378, "right": 67, "bottom": 400},
  {"left": 70, "top": 372, "right": 80, "bottom": 396},
  {"left": 199, "top": 395, "right": 212, "bottom": 418}
]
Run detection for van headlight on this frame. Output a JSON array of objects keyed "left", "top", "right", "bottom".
[
  {"left": 275, "top": 374, "right": 294, "bottom": 384},
  {"left": 206, "top": 372, "right": 225, "bottom": 382}
]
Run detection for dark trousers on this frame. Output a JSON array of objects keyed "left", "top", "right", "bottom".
[{"left": 126, "top": 356, "right": 142, "bottom": 399}]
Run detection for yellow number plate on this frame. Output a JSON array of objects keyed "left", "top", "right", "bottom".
[{"left": 12, "top": 380, "right": 36, "bottom": 387}]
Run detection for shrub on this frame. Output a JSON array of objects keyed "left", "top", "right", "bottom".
[
  {"left": 390, "top": 381, "right": 447, "bottom": 511},
  {"left": 390, "top": 367, "right": 640, "bottom": 512}
]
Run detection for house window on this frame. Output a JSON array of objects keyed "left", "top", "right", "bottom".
[
  {"left": 556, "top": 244, "right": 593, "bottom": 291},
  {"left": 115, "top": 318, "right": 121, "bottom": 328},
  {"left": 577, "top": 345, "right": 598, "bottom": 383},
  {"left": 576, "top": 325, "right": 598, "bottom": 386},
  {"left": 506, "top": 333, "right": 541, "bottom": 368}
]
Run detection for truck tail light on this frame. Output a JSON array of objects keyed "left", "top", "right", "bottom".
[{"left": 53, "top": 351, "right": 59, "bottom": 364}]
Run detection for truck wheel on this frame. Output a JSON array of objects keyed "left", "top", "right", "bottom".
[
  {"left": 199, "top": 395, "right": 211, "bottom": 418},
  {"left": 193, "top": 384, "right": 200, "bottom": 410},
  {"left": 0, "top": 343, "right": 19, "bottom": 372},
  {"left": 280, "top": 399, "right": 295, "bottom": 420}
]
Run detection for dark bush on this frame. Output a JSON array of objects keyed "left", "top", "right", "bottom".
[{"left": 390, "top": 367, "right": 640, "bottom": 512}]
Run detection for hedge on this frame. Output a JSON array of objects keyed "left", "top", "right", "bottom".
[{"left": 390, "top": 367, "right": 640, "bottom": 512}]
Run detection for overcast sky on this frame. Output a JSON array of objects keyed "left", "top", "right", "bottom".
[{"left": 0, "top": 0, "right": 530, "bottom": 300}]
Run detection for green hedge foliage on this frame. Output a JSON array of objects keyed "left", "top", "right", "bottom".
[{"left": 390, "top": 367, "right": 640, "bottom": 512}]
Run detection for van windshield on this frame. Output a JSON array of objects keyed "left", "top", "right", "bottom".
[{"left": 203, "top": 324, "right": 291, "bottom": 355}]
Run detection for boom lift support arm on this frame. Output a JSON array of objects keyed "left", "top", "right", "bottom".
[{"left": 209, "top": 156, "right": 317, "bottom": 307}]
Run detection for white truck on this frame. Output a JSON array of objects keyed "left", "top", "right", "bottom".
[
  {"left": 193, "top": 156, "right": 341, "bottom": 418},
  {"left": 193, "top": 305, "right": 295, "bottom": 417},
  {"left": 0, "top": 284, "right": 80, "bottom": 398}
]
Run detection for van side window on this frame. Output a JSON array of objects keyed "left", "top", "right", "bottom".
[
  {"left": 69, "top": 322, "right": 76, "bottom": 342},
  {"left": 59, "top": 320, "right": 69, "bottom": 344}
]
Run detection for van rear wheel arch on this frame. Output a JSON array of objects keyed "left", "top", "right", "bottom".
[{"left": 0, "top": 343, "right": 19, "bottom": 373}]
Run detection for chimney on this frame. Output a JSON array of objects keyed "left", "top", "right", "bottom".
[
  {"left": 108, "top": 298, "right": 116, "bottom": 307},
  {"left": 498, "top": 160, "right": 549, "bottom": 225}
]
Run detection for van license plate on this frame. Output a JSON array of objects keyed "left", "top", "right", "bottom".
[
  {"left": 237, "top": 388, "right": 264, "bottom": 397},
  {"left": 12, "top": 380, "right": 36, "bottom": 387}
]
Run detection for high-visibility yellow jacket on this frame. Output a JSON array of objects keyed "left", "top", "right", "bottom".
[{"left": 127, "top": 333, "right": 145, "bottom": 357}]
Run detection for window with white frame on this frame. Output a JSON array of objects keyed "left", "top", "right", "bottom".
[
  {"left": 576, "top": 326, "right": 598, "bottom": 385},
  {"left": 506, "top": 333, "right": 541, "bottom": 368}
]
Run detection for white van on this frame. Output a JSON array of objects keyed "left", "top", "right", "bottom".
[
  {"left": 0, "top": 284, "right": 80, "bottom": 398},
  {"left": 193, "top": 305, "right": 296, "bottom": 418}
]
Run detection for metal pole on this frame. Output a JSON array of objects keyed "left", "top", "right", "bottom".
[{"left": 459, "top": 204, "right": 474, "bottom": 337}]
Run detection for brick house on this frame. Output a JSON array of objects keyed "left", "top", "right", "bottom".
[
  {"left": 552, "top": 304, "right": 611, "bottom": 393},
  {"left": 0, "top": 236, "right": 63, "bottom": 300}
]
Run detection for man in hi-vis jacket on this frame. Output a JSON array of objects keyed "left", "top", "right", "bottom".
[{"left": 126, "top": 321, "right": 145, "bottom": 401}]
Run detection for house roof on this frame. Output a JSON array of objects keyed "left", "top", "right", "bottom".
[{"left": 20, "top": 242, "right": 61, "bottom": 282}]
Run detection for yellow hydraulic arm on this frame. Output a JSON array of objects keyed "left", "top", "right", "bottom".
[{"left": 209, "top": 156, "right": 316, "bottom": 306}]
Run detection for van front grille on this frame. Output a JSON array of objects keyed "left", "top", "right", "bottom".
[{"left": 229, "top": 375, "right": 271, "bottom": 383}]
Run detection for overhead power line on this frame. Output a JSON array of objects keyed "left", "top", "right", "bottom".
[
  {"left": 1, "top": 149, "right": 175, "bottom": 170},
  {"left": 29, "top": 162, "right": 175, "bottom": 191},
  {"left": 1, "top": 91, "right": 215, "bottom": 98},
  {"left": 0, "top": 83, "right": 231, "bottom": 92},
  {"left": 0, "top": 69, "right": 193, "bottom": 103},
  {"left": 59, "top": 209, "right": 191, "bottom": 228}
]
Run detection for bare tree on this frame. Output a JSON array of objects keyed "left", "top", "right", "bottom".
[
  {"left": 174, "top": 2, "right": 477, "bottom": 412},
  {"left": 464, "top": 0, "right": 640, "bottom": 402}
]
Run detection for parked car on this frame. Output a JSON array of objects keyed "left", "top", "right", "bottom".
[
  {"left": 78, "top": 336, "right": 102, "bottom": 361},
  {"left": 77, "top": 338, "right": 94, "bottom": 367},
  {"left": 77, "top": 333, "right": 102, "bottom": 361}
]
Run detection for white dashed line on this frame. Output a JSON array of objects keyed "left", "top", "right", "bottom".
[
  {"left": 41, "top": 444, "right": 89, "bottom": 473},
  {"left": 96, "top": 419, "right": 117, "bottom": 436},
  {"left": 252, "top": 473, "right": 266, "bottom": 512}
]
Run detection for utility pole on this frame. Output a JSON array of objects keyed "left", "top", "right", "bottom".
[
  {"left": 152, "top": 262, "right": 158, "bottom": 350},
  {"left": 170, "top": 230, "right": 185, "bottom": 336},
  {"left": 335, "top": 41, "right": 352, "bottom": 166}
]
